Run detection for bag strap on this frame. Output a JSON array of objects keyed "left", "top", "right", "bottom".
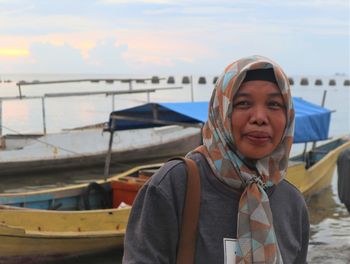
[{"left": 170, "top": 157, "right": 201, "bottom": 264}]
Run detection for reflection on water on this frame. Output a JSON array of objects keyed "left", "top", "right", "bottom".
[
  {"left": 1, "top": 164, "right": 350, "bottom": 263},
  {"left": 308, "top": 173, "right": 350, "bottom": 247},
  {"left": 307, "top": 185, "right": 344, "bottom": 226}
]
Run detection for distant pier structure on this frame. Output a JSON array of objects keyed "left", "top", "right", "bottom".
[{"left": 5, "top": 75, "right": 350, "bottom": 92}]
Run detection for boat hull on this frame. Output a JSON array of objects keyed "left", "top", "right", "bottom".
[
  {"left": 0, "top": 126, "right": 201, "bottom": 176},
  {"left": 0, "top": 207, "right": 129, "bottom": 264},
  {"left": 0, "top": 232, "right": 123, "bottom": 264}
]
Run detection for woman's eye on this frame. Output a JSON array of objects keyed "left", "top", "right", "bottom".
[
  {"left": 268, "top": 101, "right": 284, "bottom": 109},
  {"left": 234, "top": 100, "right": 251, "bottom": 108}
]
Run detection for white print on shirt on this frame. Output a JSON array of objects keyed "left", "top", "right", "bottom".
[{"left": 223, "top": 238, "right": 237, "bottom": 264}]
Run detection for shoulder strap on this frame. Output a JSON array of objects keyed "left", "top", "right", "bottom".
[{"left": 170, "top": 157, "right": 201, "bottom": 264}]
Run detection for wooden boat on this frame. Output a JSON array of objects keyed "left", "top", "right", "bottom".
[
  {"left": 0, "top": 163, "right": 161, "bottom": 264},
  {"left": 0, "top": 206, "right": 129, "bottom": 264},
  {"left": 286, "top": 136, "right": 350, "bottom": 198},
  {"left": 0, "top": 125, "right": 201, "bottom": 176}
]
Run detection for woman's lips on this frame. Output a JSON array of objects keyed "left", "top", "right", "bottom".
[{"left": 244, "top": 132, "right": 271, "bottom": 145}]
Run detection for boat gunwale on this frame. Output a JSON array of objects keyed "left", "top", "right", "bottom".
[{"left": 0, "top": 222, "right": 126, "bottom": 238}]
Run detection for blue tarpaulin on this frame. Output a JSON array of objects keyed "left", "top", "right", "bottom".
[
  {"left": 109, "top": 98, "right": 331, "bottom": 143},
  {"left": 293, "top": 97, "right": 331, "bottom": 143}
]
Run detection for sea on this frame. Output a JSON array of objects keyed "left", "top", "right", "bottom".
[{"left": 0, "top": 73, "right": 349, "bottom": 263}]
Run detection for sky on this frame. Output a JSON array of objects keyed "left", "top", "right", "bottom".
[{"left": 0, "top": 0, "right": 349, "bottom": 76}]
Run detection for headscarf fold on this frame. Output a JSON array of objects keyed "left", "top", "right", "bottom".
[{"left": 192, "top": 55, "right": 295, "bottom": 263}]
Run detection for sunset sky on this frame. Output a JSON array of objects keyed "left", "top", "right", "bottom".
[{"left": 0, "top": 0, "right": 349, "bottom": 75}]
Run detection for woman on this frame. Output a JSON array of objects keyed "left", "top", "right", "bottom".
[{"left": 123, "top": 55, "right": 309, "bottom": 264}]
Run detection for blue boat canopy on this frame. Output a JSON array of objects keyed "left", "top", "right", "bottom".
[
  {"left": 292, "top": 97, "right": 331, "bottom": 143},
  {"left": 108, "top": 98, "right": 331, "bottom": 143}
]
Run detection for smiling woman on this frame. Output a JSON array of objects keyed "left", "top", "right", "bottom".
[
  {"left": 0, "top": 48, "right": 29, "bottom": 57},
  {"left": 123, "top": 55, "right": 309, "bottom": 264}
]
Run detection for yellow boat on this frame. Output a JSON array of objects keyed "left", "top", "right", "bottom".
[
  {"left": 0, "top": 206, "right": 129, "bottom": 263},
  {"left": 286, "top": 136, "right": 350, "bottom": 198},
  {"left": 0, "top": 163, "right": 161, "bottom": 264}
]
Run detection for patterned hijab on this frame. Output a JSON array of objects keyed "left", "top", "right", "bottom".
[{"left": 193, "top": 55, "right": 295, "bottom": 263}]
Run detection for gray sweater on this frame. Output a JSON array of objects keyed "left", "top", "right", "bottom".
[{"left": 123, "top": 153, "right": 309, "bottom": 264}]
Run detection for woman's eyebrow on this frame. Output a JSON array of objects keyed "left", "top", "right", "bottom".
[
  {"left": 268, "top": 92, "right": 283, "bottom": 98},
  {"left": 234, "top": 92, "right": 251, "bottom": 98},
  {"left": 234, "top": 92, "right": 282, "bottom": 98}
]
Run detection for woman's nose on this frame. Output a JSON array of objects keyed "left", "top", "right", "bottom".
[{"left": 249, "top": 106, "right": 268, "bottom": 125}]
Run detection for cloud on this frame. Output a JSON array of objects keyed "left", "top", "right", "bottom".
[
  {"left": 27, "top": 42, "right": 87, "bottom": 73},
  {"left": 87, "top": 38, "right": 129, "bottom": 72},
  {"left": 0, "top": 37, "right": 130, "bottom": 73}
]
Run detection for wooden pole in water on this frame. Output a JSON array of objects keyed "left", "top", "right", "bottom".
[
  {"left": 41, "top": 97, "right": 47, "bottom": 134},
  {"left": 104, "top": 129, "right": 114, "bottom": 178},
  {"left": 312, "top": 90, "right": 327, "bottom": 150},
  {"left": 17, "top": 84, "right": 23, "bottom": 98},
  {"left": 0, "top": 100, "right": 2, "bottom": 136}
]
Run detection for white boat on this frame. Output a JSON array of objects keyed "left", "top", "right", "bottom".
[{"left": 0, "top": 125, "right": 201, "bottom": 176}]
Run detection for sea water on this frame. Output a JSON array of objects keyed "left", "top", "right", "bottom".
[{"left": 0, "top": 73, "right": 349, "bottom": 263}]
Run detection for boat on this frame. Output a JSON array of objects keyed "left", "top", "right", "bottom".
[
  {"left": 286, "top": 136, "right": 350, "bottom": 198},
  {"left": 0, "top": 206, "right": 129, "bottom": 264},
  {"left": 0, "top": 163, "right": 161, "bottom": 264},
  {"left": 0, "top": 125, "right": 201, "bottom": 176}
]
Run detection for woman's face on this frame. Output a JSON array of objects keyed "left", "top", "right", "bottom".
[{"left": 231, "top": 80, "right": 286, "bottom": 160}]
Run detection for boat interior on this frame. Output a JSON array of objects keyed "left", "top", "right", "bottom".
[{"left": 0, "top": 166, "right": 160, "bottom": 211}]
